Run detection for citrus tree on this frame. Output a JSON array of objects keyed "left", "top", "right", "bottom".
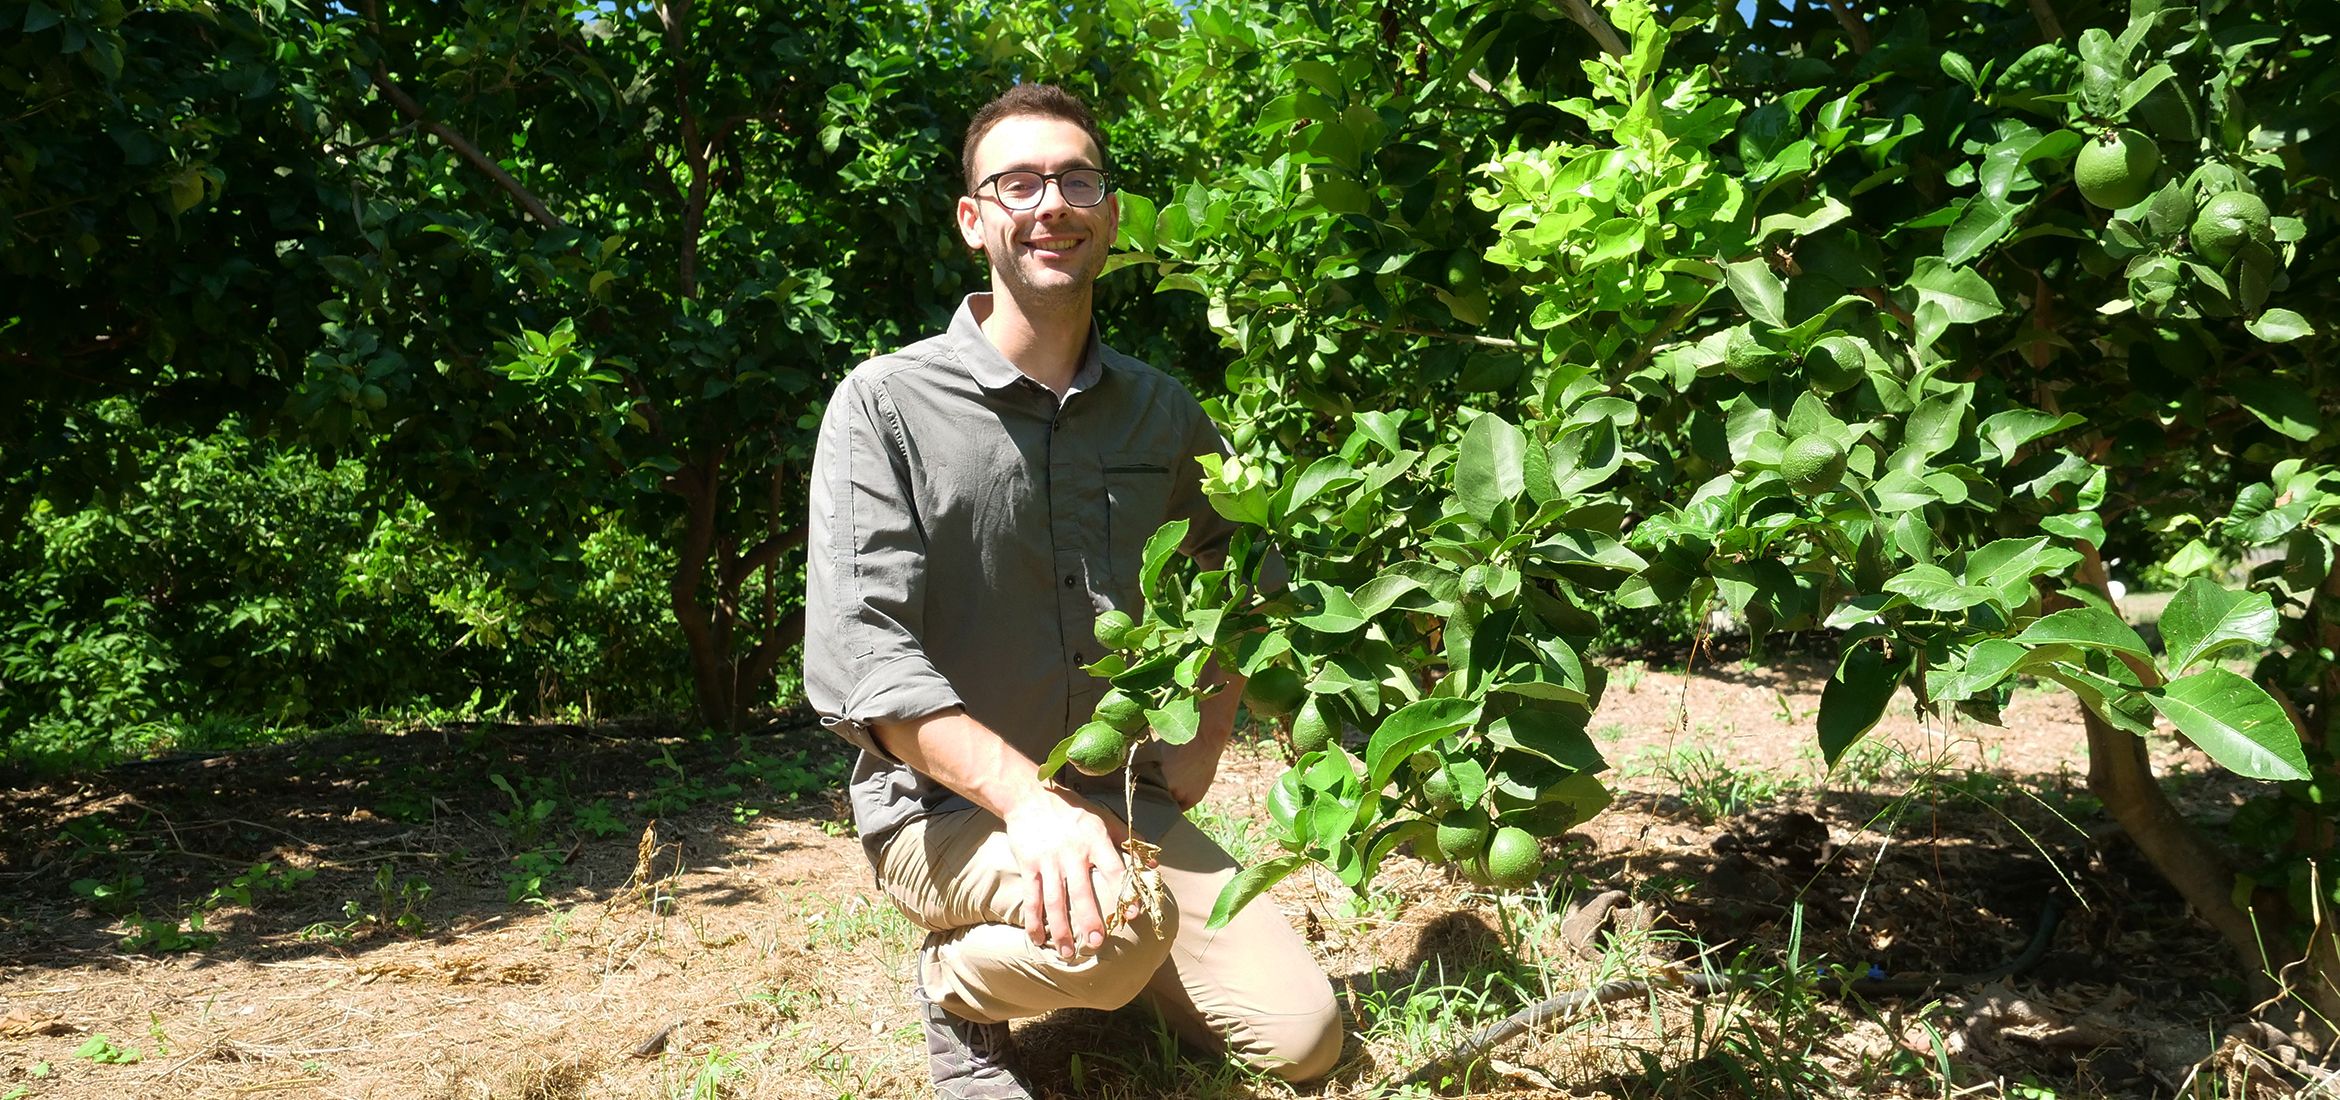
[
  {"left": 4, "top": 0, "right": 1230, "bottom": 734},
  {"left": 1062, "top": 0, "right": 2340, "bottom": 1017}
]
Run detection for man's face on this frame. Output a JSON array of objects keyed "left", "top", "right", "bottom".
[{"left": 956, "top": 114, "right": 1118, "bottom": 306}]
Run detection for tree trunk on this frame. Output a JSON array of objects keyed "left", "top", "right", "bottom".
[
  {"left": 665, "top": 451, "right": 810, "bottom": 730},
  {"left": 2071, "top": 543, "right": 2340, "bottom": 1025}
]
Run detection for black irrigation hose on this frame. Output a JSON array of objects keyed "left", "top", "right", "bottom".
[{"left": 1393, "top": 897, "right": 2065, "bottom": 1090}]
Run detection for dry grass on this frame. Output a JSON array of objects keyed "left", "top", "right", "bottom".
[{"left": 0, "top": 673, "right": 2327, "bottom": 1098}]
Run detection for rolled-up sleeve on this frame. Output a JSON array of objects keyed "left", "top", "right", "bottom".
[{"left": 803, "top": 373, "right": 962, "bottom": 758}]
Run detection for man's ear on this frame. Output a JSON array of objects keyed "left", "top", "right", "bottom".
[{"left": 956, "top": 194, "right": 985, "bottom": 253}]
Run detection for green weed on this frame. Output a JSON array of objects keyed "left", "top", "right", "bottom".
[
  {"left": 72, "top": 1034, "right": 141, "bottom": 1065},
  {"left": 1630, "top": 743, "right": 1799, "bottom": 822}
]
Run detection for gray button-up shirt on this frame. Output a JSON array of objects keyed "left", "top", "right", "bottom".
[{"left": 804, "top": 294, "right": 1241, "bottom": 861}]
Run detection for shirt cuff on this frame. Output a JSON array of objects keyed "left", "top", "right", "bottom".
[{"left": 825, "top": 656, "right": 963, "bottom": 763}]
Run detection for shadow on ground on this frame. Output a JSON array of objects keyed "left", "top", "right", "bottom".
[{"left": 0, "top": 714, "right": 853, "bottom": 974}]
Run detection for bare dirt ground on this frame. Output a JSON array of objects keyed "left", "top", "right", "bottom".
[{"left": 0, "top": 651, "right": 2324, "bottom": 1099}]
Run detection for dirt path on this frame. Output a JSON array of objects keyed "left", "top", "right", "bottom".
[{"left": 0, "top": 661, "right": 2309, "bottom": 1098}]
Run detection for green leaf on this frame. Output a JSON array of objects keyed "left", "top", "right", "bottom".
[
  {"left": 1901, "top": 385, "right": 1974, "bottom": 460},
  {"left": 1942, "top": 638, "right": 2038, "bottom": 698},
  {"left": 2246, "top": 308, "right": 2313, "bottom": 343},
  {"left": 1455, "top": 413, "right": 1527, "bottom": 524},
  {"left": 2016, "top": 607, "right": 2153, "bottom": 661},
  {"left": 2228, "top": 377, "right": 2321, "bottom": 442},
  {"left": 1362, "top": 698, "right": 1481, "bottom": 791},
  {"left": 1486, "top": 709, "right": 1605, "bottom": 772},
  {"left": 2164, "top": 539, "right": 2217, "bottom": 578},
  {"left": 1036, "top": 733, "right": 1074, "bottom": 782},
  {"left": 1942, "top": 194, "right": 2019, "bottom": 267},
  {"left": 1882, "top": 564, "right": 1990, "bottom": 612},
  {"left": 1116, "top": 192, "right": 1158, "bottom": 253},
  {"left": 1205, "top": 855, "right": 1305, "bottom": 929},
  {"left": 2149, "top": 669, "right": 2309, "bottom": 781},
  {"left": 1145, "top": 697, "right": 1201, "bottom": 746},
  {"left": 1961, "top": 536, "right": 2080, "bottom": 608},
  {"left": 2157, "top": 578, "right": 2276, "bottom": 676},
  {"left": 1819, "top": 644, "right": 1910, "bottom": 766},
  {"left": 1978, "top": 408, "right": 2084, "bottom": 461},
  {"left": 1723, "top": 258, "right": 1787, "bottom": 329},
  {"left": 1906, "top": 258, "right": 2005, "bottom": 350},
  {"left": 1138, "top": 518, "right": 1190, "bottom": 609},
  {"left": 1291, "top": 581, "right": 1368, "bottom": 634}
]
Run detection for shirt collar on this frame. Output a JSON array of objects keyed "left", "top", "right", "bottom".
[{"left": 950, "top": 293, "right": 1105, "bottom": 395}]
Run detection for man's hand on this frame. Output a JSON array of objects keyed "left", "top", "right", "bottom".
[
  {"left": 1002, "top": 786, "right": 1138, "bottom": 959},
  {"left": 870, "top": 708, "right": 1146, "bottom": 959}
]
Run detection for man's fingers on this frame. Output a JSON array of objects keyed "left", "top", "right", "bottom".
[
  {"left": 1039, "top": 863, "right": 1073, "bottom": 958},
  {"left": 1023, "top": 868, "right": 1047, "bottom": 947},
  {"left": 1067, "top": 865, "right": 1108, "bottom": 955}
]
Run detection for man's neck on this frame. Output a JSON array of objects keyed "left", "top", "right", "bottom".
[{"left": 976, "top": 290, "right": 1091, "bottom": 397}]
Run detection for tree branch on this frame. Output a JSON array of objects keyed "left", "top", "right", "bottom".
[
  {"left": 656, "top": 0, "right": 714, "bottom": 300},
  {"left": 2027, "top": 0, "right": 2065, "bottom": 42},
  {"left": 1555, "top": 0, "right": 1627, "bottom": 60},
  {"left": 723, "top": 524, "right": 806, "bottom": 591},
  {"left": 358, "top": 0, "right": 564, "bottom": 229},
  {"left": 1819, "top": 0, "right": 1873, "bottom": 54}
]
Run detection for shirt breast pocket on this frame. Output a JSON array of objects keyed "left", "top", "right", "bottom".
[{"left": 1103, "top": 451, "right": 1177, "bottom": 603}]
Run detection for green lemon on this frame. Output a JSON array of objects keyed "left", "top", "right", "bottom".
[
  {"left": 1444, "top": 250, "right": 1484, "bottom": 296},
  {"left": 1421, "top": 767, "right": 1461, "bottom": 813},
  {"left": 1485, "top": 826, "right": 1544, "bottom": 888},
  {"left": 1092, "top": 609, "right": 1138, "bottom": 650},
  {"left": 1434, "top": 808, "right": 1490, "bottom": 865},
  {"left": 2073, "top": 128, "right": 2160, "bottom": 210},
  {"left": 1723, "top": 325, "right": 1778, "bottom": 381},
  {"left": 1806, "top": 335, "right": 1865, "bottom": 394},
  {"left": 1290, "top": 697, "right": 1336, "bottom": 756},
  {"left": 360, "top": 384, "right": 387, "bottom": 411},
  {"left": 1779, "top": 435, "right": 1849, "bottom": 494},
  {"left": 2190, "top": 191, "right": 2272, "bottom": 268},
  {"left": 1242, "top": 666, "right": 1308, "bottom": 719},
  {"left": 1093, "top": 690, "right": 1146, "bottom": 734},
  {"left": 1443, "top": 251, "right": 1491, "bottom": 326},
  {"left": 1065, "top": 722, "right": 1131, "bottom": 777}
]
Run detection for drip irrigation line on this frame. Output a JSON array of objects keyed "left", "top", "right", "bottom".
[{"left": 1392, "top": 896, "right": 2064, "bottom": 1090}]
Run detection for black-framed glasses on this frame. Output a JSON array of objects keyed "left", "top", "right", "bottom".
[{"left": 973, "top": 168, "right": 1113, "bottom": 211}]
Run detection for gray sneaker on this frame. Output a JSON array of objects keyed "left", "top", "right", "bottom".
[{"left": 916, "top": 948, "right": 1033, "bottom": 1100}]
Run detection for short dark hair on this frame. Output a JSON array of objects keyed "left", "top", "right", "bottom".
[{"left": 961, "top": 84, "right": 1110, "bottom": 193}]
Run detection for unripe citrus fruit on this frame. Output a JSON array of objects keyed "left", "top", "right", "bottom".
[
  {"left": 1422, "top": 767, "right": 1461, "bottom": 813},
  {"left": 1092, "top": 609, "right": 1137, "bottom": 650},
  {"left": 1065, "top": 722, "right": 1130, "bottom": 777},
  {"left": 360, "top": 384, "right": 387, "bottom": 411},
  {"left": 1289, "top": 697, "right": 1335, "bottom": 756},
  {"left": 1723, "top": 325, "right": 1778, "bottom": 381},
  {"left": 1780, "top": 435, "right": 1848, "bottom": 493},
  {"left": 1485, "top": 826, "right": 1543, "bottom": 888},
  {"left": 1434, "top": 808, "right": 1490, "bottom": 864},
  {"left": 2074, "top": 128, "right": 2160, "bottom": 209},
  {"left": 2190, "top": 191, "right": 2272, "bottom": 267},
  {"left": 1242, "top": 666, "right": 1307, "bottom": 719},
  {"left": 1093, "top": 690, "right": 1146, "bottom": 733},
  {"left": 1806, "top": 335, "right": 1865, "bottom": 394}
]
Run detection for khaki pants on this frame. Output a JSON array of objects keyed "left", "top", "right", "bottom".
[{"left": 874, "top": 784, "right": 1343, "bottom": 1082}]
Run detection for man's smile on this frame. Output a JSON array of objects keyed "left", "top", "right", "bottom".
[{"left": 1022, "top": 234, "right": 1085, "bottom": 257}]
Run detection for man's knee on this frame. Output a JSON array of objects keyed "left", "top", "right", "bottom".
[
  {"left": 1062, "top": 915, "right": 1176, "bottom": 1011},
  {"left": 1233, "top": 992, "right": 1343, "bottom": 1083}
]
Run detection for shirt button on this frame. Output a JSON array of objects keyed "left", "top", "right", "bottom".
[
  {"left": 1064, "top": 574, "right": 1078, "bottom": 589},
  {"left": 1075, "top": 652, "right": 1089, "bottom": 664}
]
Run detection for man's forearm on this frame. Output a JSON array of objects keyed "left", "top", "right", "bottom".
[{"left": 871, "top": 709, "right": 1051, "bottom": 819}]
